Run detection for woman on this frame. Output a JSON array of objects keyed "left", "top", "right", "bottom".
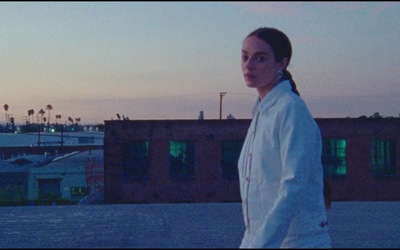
[{"left": 238, "top": 27, "right": 331, "bottom": 248}]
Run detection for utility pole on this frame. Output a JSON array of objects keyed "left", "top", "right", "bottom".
[{"left": 219, "top": 92, "right": 226, "bottom": 120}]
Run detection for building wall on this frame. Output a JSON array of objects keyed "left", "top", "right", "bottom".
[
  {"left": 104, "top": 118, "right": 400, "bottom": 204},
  {"left": 28, "top": 163, "right": 86, "bottom": 201},
  {"left": 0, "top": 149, "right": 104, "bottom": 204},
  {"left": 104, "top": 120, "right": 249, "bottom": 204},
  {"left": 0, "top": 172, "right": 28, "bottom": 203},
  {"left": 316, "top": 118, "right": 400, "bottom": 201},
  {"left": 27, "top": 150, "right": 104, "bottom": 202}
]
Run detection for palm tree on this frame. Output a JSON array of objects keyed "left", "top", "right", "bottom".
[
  {"left": 27, "top": 109, "right": 35, "bottom": 124},
  {"left": 3, "top": 104, "right": 9, "bottom": 124},
  {"left": 46, "top": 104, "right": 53, "bottom": 126},
  {"left": 30, "top": 109, "right": 35, "bottom": 124},
  {"left": 38, "top": 109, "right": 45, "bottom": 124},
  {"left": 55, "top": 114, "right": 62, "bottom": 124},
  {"left": 68, "top": 116, "right": 74, "bottom": 125},
  {"left": 27, "top": 109, "right": 33, "bottom": 124}
]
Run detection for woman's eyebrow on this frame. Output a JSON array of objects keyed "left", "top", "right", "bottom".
[
  {"left": 254, "top": 51, "right": 268, "bottom": 56},
  {"left": 241, "top": 50, "right": 268, "bottom": 56}
]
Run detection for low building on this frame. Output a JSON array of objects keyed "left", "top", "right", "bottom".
[
  {"left": 0, "top": 149, "right": 104, "bottom": 205},
  {"left": 0, "top": 131, "right": 104, "bottom": 162},
  {"left": 104, "top": 118, "right": 400, "bottom": 204}
]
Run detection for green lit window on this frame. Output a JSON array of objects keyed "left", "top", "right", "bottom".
[
  {"left": 221, "top": 140, "right": 243, "bottom": 178},
  {"left": 169, "top": 141, "right": 195, "bottom": 178},
  {"left": 322, "top": 139, "right": 347, "bottom": 176},
  {"left": 122, "top": 141, "right": 149, "bottom": 180},
  {"left": 371, "top": 140, "right": 397, "bottom": 176}
]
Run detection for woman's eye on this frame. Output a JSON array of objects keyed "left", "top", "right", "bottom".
[
  {"left": 241, "top": 55, "right": 248, "bottom": 61},
  {"left": 255, "top": 56, "right": 265, "bottom": 62}
]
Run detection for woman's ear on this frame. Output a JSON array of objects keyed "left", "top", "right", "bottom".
[{"left": 280, "top": 57, "right": 289, "bottom": 70}]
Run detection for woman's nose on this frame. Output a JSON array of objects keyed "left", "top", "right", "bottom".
[{"left": 244, "top": 58, "right": 255, "bottom": 70}]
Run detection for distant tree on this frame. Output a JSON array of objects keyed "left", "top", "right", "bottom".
[
  {"left": 46, "top": 104, "right": 53, "bottom": 126},
  {"left": 9, "top": 117, "right": 15, "bottom": 132},
  {"left": 68, "top": 116, "right": 74, "bottom": 124},
  {"left": 3, "top": 104, "right": 9, "bottom": 124},
  {"left": 30, "top": 109, "right": 35, "bottom": 123},
  {"left": 38, "top": 109, "right": 45, "bottom": 124},
  {"left": 369, "top": 112, "right": 383, "bottom": 118},
  {"left": 27, "top": 110, "right": 31, "bottom": 124},
  {"left": 55, "top": 114, "right": 62, "bottom": 124},
  {"left": 27, "top": 109, "right": 35, "bottom": 124}
]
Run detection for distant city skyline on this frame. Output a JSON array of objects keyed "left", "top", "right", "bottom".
[{"left": 1, "top": 2, "right": 399, "bottom": 124}]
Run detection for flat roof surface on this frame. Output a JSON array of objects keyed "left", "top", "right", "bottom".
[
  {"left": 0, "top": 132, "right": 103, "bottom": 147},
  {"left": 0, "top": 201, "right": 399, "bottom": 248}
]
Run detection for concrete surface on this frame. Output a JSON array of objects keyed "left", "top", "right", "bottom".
[{"left": 0, "top": 201, "right": 399, "bottom": 248}]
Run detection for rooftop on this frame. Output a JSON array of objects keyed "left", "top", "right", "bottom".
[
  {"left": 0, "top": 201, "right": 398, "bottom": 248},
  {"left": 0, "top": 132, "right": 104, "bottom": 147}
]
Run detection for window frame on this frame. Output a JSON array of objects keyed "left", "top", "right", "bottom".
[
  {"left": 322, "top": 138, "right": 347, "bottom": 177},
  {"left": 169, "top": 140, "right": 195, "bottom": 179},
  {"left": 121, "top": 140, "right": 149, "bottom": 180},
  {"left": 371, "top": 139, "right": 397, "bottom": 176}
]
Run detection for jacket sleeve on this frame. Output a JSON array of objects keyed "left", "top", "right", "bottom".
[{"left": 249, "top": 101, "right": 320, "bottom": 248}]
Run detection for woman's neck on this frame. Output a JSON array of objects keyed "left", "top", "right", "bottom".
[{"left": 257, "top": 79, "right": 283, "bottom": 100}]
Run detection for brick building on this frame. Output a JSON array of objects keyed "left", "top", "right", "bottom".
[{"left": 104, "top": 118, "right": 400, "bottom": 204}]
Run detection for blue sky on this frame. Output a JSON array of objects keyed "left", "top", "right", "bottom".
[{"left": 1, "top": 2, "right": 399, "bottom": 124}]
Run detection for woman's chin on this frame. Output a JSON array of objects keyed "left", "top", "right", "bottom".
[{"left": 245, "top": 82, "right": 257, "bottom": 88}]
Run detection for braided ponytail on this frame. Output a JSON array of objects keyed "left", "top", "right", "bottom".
[{"left": 282, "top": 69, "right": 300, "bottom": 96}]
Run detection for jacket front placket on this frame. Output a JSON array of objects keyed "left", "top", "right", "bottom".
[{"left": 242, "top": 109, "right": 260, "bottom": 234}]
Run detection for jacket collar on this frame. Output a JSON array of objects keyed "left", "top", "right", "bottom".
[{"left": 252, "top": 80, "right": 292, "bottom": 116}]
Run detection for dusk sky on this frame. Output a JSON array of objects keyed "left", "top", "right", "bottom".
[{"left": 1, "top": 2, "right": 399, "bottom": 125}]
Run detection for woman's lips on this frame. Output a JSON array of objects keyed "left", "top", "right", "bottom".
[{"left": 244, "top": 73, "right": 256, "bottom": 80}]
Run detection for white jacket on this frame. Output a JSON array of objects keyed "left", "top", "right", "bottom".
[{"left": 238, "top": 80, "right": 331, "bottom": 248}]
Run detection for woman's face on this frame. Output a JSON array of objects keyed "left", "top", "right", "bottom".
[{"left": 241, "top": 35, "right": 285, "bottom": 98}]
